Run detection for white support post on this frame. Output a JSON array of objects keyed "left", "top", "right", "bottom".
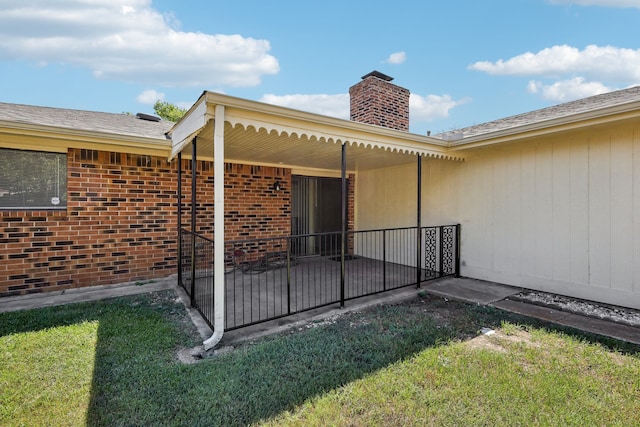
[{"left": 204, "top": 104, "right": 226, "bottom": 350}]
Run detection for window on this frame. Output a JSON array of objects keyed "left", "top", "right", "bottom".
[{"left": 0, "top": 148, "right": 67, "bottom": 209}]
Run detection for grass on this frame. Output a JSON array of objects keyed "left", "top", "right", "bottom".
[
  {"left": 1, "top": 320, "right": 98, "bottom": 426},
  {"left": 0, "top": 290, "right": 639, "bottom": 426}
]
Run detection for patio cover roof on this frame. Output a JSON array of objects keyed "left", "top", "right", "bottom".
[{"left": 167, "top": 91, "right": 464, "bottom": 171}]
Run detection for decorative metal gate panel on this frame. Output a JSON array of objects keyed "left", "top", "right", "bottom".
[{"left": 422, "top": 225, "right": 459, "bottom": 281}]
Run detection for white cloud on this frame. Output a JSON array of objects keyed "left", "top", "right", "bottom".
[
  {"left": 527, "top": 77, "right": 612, "bottom": 101},
  {"left": 549, "top": 0, "right": 640, "bottom": 7},
  {"left": 469, "top": 45, "right": 640, "bottom": 81},
  {"left": 410, "top": 93, "right": 471, "bottom": 122},
  {"left": 0, "top": 0, "right": 279, "bottom": 87},
  {"left": 470, "top": 44, "right": 640, "bottom": 101},
  {"left": 136, "top": 89, "right": 165, "bottom": 104},
  {"left": 259, "top": 92, "right": 469, "bottom": 127},
  {"left": 176, "top": 101, "right": 194, "bottom": 110},
  {"left": 386, "top": 51, "right": 407, "bottom": 64},
  {"left": 259, "top": 94, "right": 350, "bottom": 119}
]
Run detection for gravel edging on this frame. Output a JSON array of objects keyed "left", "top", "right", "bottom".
[{"left": 509, "top": 291, "right": 640, "bottom": 328}]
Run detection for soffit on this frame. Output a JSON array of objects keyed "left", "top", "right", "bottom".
[{"left": 186, "top": 121, "right": 434, "bottom": 171}]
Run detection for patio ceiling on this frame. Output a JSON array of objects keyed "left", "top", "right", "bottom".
[{"left": 168, "top": 92, "right": 464, "bottom": 172}]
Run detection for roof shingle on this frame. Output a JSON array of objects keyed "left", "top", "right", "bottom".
[
  {"left": 0, "top": 102, "right": 172, "bottom": 140},
  {"left": 437, "top": 86, "right": 640, "bottom": 140}
]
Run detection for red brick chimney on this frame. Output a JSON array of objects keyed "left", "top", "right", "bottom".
[{"left": 349, "top": 71, "right": 410, "bottom": 131}]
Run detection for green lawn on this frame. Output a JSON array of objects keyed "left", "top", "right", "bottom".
[{"left": 1, "top": 290, "right": 638, "bottom": 426}]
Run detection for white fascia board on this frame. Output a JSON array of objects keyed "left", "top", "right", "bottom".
[{"left": 168, "top": 97, "right": 210, "bottom": 160}]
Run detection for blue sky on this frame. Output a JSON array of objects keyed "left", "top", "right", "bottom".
[{"left": 1, "top": 0, "right": 640, "bottom": 135}]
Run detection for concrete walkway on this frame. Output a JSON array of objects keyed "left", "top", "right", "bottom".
[
  {"left": 1, "top": 275, "right": 638, "bottom": 346},
  {"left": 0, "top": 277, "right": 175, "bottom": 313},
  {"left": 425, "top": 277, "right": 640, "bottom": 346}
]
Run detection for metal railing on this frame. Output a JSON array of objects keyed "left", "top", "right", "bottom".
[
  {"left": 179, "top": 224, "right": 460, "bottom": 331},
  {"left": 179, "top": 230, "right": 215, "bottom": 327}
]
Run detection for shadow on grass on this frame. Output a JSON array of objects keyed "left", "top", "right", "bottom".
[{"left": 1, "top": 290, "right": 638, "bottom": 427}]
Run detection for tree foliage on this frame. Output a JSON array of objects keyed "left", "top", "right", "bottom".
[{"left": 153, "top": 101, "right": 187, "bottom": 122}]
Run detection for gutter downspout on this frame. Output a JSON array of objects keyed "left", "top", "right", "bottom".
[
  {"left": 204, "top": 104, "right": 226, "bottom": 350},
  {"left": 416, "top": 154, "right": 422, "bottom": 288},
  {"left": 340, "top": 142, "right": 346, "bottom": 308}
]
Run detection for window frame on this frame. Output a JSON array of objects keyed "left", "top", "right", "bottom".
[{"left": 0, "top": 148, "right": 68, "bottom": 211}]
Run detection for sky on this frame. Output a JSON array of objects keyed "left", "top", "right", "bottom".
[{"left": 1, "top": 0, "right": 640, "bottom": 136}]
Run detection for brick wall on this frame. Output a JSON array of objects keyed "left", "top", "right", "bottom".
[
  {"left": 1, "top": 148, "right": 179, "bottom": 297},
  {"left": 349, "top": 74, "right": 410, "bottom": 131},
  {"left": 223, "top": 163, "right": 291, "bottom": 241},
  {"left": 179, "top": 157, "right": 214, "bottom": 235},
  {"left": 1, "top": 148, "right": 351, "bottom": 297}
]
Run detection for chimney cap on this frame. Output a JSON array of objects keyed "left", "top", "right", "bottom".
[{"left": 361, "top": 70, "right": 394, "bottom": 81}]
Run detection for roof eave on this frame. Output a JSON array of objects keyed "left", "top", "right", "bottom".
[
  {"left": 0, "top": 120, "right": 172, "bottom": 155},
  {"left": 448, "top": 100, "right": 640, "bottom": 150}
]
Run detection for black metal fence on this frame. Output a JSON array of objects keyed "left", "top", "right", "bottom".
[
  {"left": 179, "top": 229, "right": 216, "bottom": 327},
  {"left": 179, "top": 224, "right": 460, "bottom": 331}
]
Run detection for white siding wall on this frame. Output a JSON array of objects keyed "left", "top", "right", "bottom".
[
  {"left": 356, "top": 162, "right": 418, "bottom": 230},
  {"left": 355, "top": 122, "right": 640, "bottom": 310},
  {"left": 355, "top": 159, "right": 461, "bottom": 268},
  {"left": 355, "top": 162, "right": 419, "bottom": 266},
  {"left": 457, "top": 124, "right": 640, "bottom": 310}
]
